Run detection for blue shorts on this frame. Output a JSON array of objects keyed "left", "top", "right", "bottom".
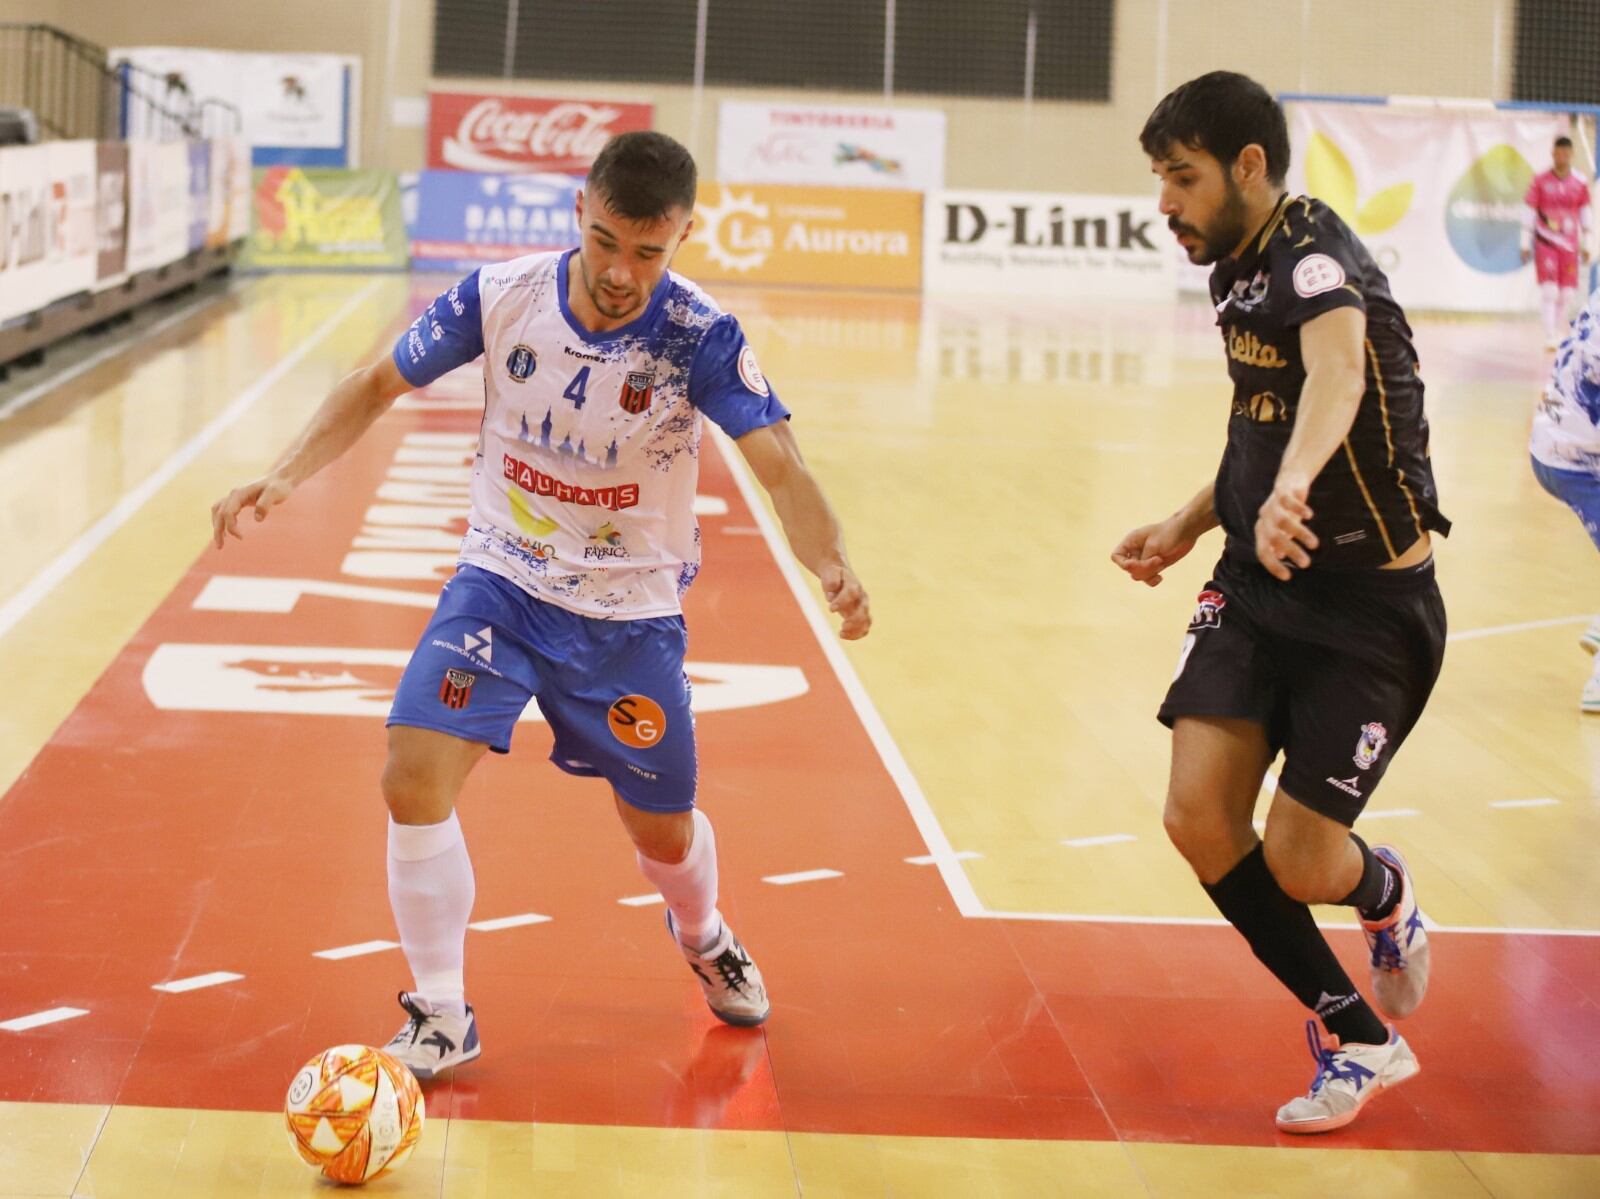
[
  {"left": 1532, "top": 454, "right": 1600, "bottom": 552},
  {"left": 388, "top": 565, "right": 696, "bottom": 813}
]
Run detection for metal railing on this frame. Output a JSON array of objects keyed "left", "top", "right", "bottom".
[{"left": 0, "top": 23, "right": 240, "bottom": 142}]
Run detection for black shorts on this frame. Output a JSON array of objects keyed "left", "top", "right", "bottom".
[{"left": 1158, "top": 554, "right": 1447, "bottom": 825}]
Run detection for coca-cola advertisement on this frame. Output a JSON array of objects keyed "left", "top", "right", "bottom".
[{"left": 427, "top": 92, "right": 654, "bottom": 174}]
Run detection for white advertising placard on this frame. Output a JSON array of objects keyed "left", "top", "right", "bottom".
[
  {"left": 1286, "top": 101, "right": 1568, "bottom": 313},
  {"left": 0, "top": 142, "right": 98, "bottom": 323},
  {"left": 238, "top": 54, "right": 346, "bottom": 149},
  {"left": 126, "top": 140, "right": 191, "bottom": 274},
  {"left": 717, "top": 101, "right": 946, "bottom": 192},
  {"left": 924, "top": 190, "right": 1177, "bottom": 300}
]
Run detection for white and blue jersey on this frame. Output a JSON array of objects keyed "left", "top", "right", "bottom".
[
  {"left": 1532, "top": 289, "right": 1600, "bottom": 474},
  {"left": 392, "top": 249, "right": 789, "bottom": 619}
]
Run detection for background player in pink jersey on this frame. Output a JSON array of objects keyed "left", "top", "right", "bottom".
[{"left": 1522, "top": 135, "right": 1594, "bottom": 349}]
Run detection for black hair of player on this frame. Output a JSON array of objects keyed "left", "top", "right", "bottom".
[
  {"left": 585, "top": 131, "right": 698, "bottom": 223},
  {"left": 1140, "top": 71, "right": 1291, "bottom": 187},
  {"left": 1555, "top": 136, "right": 1574, "bottom": 149}
]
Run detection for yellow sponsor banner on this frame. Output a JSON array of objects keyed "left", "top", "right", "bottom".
[{"left": 674, "top": 182, "right": 922, "bottom": 291}]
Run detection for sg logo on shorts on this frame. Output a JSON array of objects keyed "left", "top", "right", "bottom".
[
  {"left": 608, "top": 694, "right": 666, "bottom": 748},
  {"left": 439, "top": 668, "right": 476, "bottom": 709}
]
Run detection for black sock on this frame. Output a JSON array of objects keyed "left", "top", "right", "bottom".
[
  {"left": 1337, "top": 833, "right": 1400, "bottom": 922},
  {"left": 1203, "top": 844, "right": 1389, "bottom": 1046}
]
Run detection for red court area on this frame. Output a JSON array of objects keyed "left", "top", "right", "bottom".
[{"left": 1, "top": 345, "right": 1597, "bottom": 1156}]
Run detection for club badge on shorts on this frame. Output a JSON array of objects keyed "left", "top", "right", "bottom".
[
  {"left": 439, "top": 668, "right": 476, "bottom": 709},
  {"left": 608, "top": 694, "right": 666, "bottom": 748},
  {"left": 1353, "top": 721, "right": 1388, "bottom": 770},
  {"left": 1189, "top": 589, "right": 1227, "bottom": 630}
]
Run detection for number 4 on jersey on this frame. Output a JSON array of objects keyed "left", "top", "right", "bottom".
[{"left": 563, "top": 366, "right": 590, "bottom": 409}]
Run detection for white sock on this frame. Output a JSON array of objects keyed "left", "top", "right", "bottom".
[
  {"left": 1542, "top": 282, "right": 1562, "bottom": 338},
  {"left": 636, "top": 808, "right": 722, "bottom": 953},
  {"left": 1560, "top": 286, "right": 1578, "bottom": 326},
  {"left": 387, "top": 812, "right": 474, "bottom": 1016}
]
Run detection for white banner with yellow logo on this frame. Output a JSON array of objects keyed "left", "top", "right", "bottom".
[{"left": 1286, "top": 101, "right": 1566, "bottom": 313}]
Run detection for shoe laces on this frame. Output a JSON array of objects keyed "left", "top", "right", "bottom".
[
  {"left": 1369, "top": 925, "right": 1405, "bottom": 972},
  {"left": 708, "top": 943, "right": 755, "bottom": 995},
  {"left": 389, "top": 992, "right": 430, "bottom": 1047},
  {"left": 1302, "top": 1019, "right": 1376, "bottom": 1096}
]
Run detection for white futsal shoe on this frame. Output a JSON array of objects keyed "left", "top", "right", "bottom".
[
  {"left": 1275, "top": 1020, "right": 1420, "bottom": 1134},
  {"left": 1580, "top": 615, "right": 1600, "bottom": 655},
  {"left": 1583, "top": 669, "right": 1600, "bottom": 714},
  {"left": 666, "top": 912, "right": 770, "bottom": 1027},
  {"left": 384, "top": 992, "right": 480, "bottom": 1080},
  {"left": 1360, "top": 846, "right": 1431, "bottom": 1020}
]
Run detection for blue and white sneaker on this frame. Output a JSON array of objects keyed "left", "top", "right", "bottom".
[
  {"left": 1275, "top": 1019, "right": 1419, "bottom": 1134},
  {"left": 1360, "top": 846, "right": 1431, "bottom": 1020},
  {"left": 384, "top": 991, "right": 480, "bottom": 1080},
  {"left": 666, "top": 912, "right": 769, "bottom": 1027}
]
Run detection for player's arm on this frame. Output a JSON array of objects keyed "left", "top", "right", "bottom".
[
  {"left": 1111, "top": 479, "right": 1218, "bottom": 587},
  {"left": 736, "top": 420, "right": 871, "bottom": 640},
  {"left": 211, "top": 356, "right": 413, "bottom": 547},
  {"left": 1255, "top": 306, "right": 1367, "bottom": 580}
]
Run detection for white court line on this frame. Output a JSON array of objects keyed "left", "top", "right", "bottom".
[
  {"left": 713, "top": 403, "right": 1600, "bottom": 939},
  {"left": 0, "top": 286, "right": 233, "bottom": 425},
  {"left": 1490, "top": 797, "right": 1561, "bottom": 809},
  {"left": 151, "top": 971, "right": 243, "bottom": 994},
  {"left": 0, "top": 280, "right": 382, "bottom": 643},
  {"left": 722, "top": 526, "right": 762, "bottom": 535},
  {"left": 1449, "top": 614, "right": 1592, "bottom": 642},
  {"left": 1062, "top": 834, "right": 1137, "bottom": 848},
  {"left": 617, "top": 893, "right": 665, "bottom": 907},
  {"left": 1, "top": 1007, "right": 89, "bottom": 1032},
  {"left": 313, "top": 940, "right": 399, "bottom": 960},
  {"left": 715, "top": 430, "right": 983, "bottom": 915},
  {"left": 468, "top": 913, "right": 551, "bottom": 932},
  {"left": 763, "top": 868, "right": 844, "bottom": 886},
  {"left": 979, "top": 909, "right": 1600, "bottom": 937},
  {"left": 906, "top": 851, "right": 982, "bottom": 866}
]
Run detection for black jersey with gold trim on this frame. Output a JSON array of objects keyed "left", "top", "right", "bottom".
[{"left": 1207, "top": 194, "right": 1450, "bottom": 571}]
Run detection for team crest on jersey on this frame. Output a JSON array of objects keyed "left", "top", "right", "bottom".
[
  {"left": 506, "top": 344, "right": 538, "bottom": 382},
  {"left": 1189, "top": 589, "right": 1227, "bottom": 630},
  {"left": 618, "top": 370, "right": 654, "bottom": 414},
  {"left": 1353, "top": 721, "right": 1388, "bottom": 771},
  {"left": 439, "top": 668, "right": 476, "bottom": 710}
]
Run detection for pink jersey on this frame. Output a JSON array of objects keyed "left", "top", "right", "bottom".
[{"left": 1525, "top": 169, "right": 1592, "bottom": 253}]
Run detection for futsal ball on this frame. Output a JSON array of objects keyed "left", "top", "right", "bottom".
[{"left": 284, "top": 1044, "right": 424, "bottom": 1185}]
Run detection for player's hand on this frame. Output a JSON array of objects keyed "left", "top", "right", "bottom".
[
  {"left": 1111, "top": 517, "right": 1197, "bottom": 587},
  {"left": 1255, "top": 476, "right": 1318, "bottom": 581},
  {"left": 211, "top": 475, "right": 294, "bottom": 548},
  {"left": 1520, "top": 247, "right": 1532, "bottom": 264},
  {"left": 821, "top": 563, "right": 871, "bottom": 640}
]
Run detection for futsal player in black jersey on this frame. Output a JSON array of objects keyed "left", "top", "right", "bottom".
[{"left": 1112, "top": 72, "right": 1450, "bottom": 1134}]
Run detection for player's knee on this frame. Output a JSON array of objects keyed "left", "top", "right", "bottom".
[
  {"left": 1162, "top": 792, "right": 1224, "bottom": 869},
  {"left": 1262, "top": 835, "right": 1330, "bottom": 905},
  {"left": 380, "top": 753, "right": 452, "bottom": 824}
]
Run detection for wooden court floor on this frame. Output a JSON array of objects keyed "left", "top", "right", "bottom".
[{"left": 0, "top": 273, "right": 1595, "bottom": 1196}]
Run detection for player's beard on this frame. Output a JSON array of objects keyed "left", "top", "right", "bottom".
[
  {"left": 578, "top": 254, "right": 643, "bottom": 321},
  {"left": 1171, "top": 174, "right": 1251, "bottom": 266}
]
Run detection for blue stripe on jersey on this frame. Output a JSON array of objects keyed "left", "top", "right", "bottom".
[{"left": 392, "top": 269, "right": 485, "bottom": 388}]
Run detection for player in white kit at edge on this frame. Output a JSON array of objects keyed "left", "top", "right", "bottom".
[{"left": 209, "top": 132, "right": 872, "bottom": 1077}]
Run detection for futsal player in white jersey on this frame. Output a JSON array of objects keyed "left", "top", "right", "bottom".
[
  {"left": 1530, "top": 288, "right": 1600, "bottom": 708},
  {"left": 210, "top": 132, "right": 871, "bottom": 1077}
]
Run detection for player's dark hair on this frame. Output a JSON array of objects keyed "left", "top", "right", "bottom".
[
  {"left": 1140, "top": 71, "right": 1290, "bottom": 187},
  {"left": 1555, "top": 135, "right": 1574, "bottom": 149},
  {"left": 586, "top": 131, "right": 697, "bottom": 222}
]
